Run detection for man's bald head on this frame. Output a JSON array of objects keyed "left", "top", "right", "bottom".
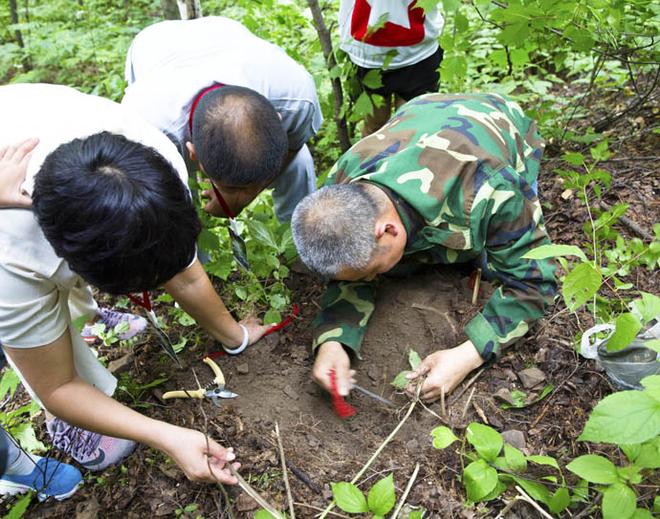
[{"left": 191, "top": 85, "right": 287, "bottom": 186}]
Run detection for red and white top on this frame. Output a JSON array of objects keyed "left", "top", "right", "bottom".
[{"left": 339, "top": 0, "right": 444, "bottom": 69}]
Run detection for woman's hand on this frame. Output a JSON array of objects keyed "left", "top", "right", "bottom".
[
  {"left": 160, "top": 425, "right": 240, "bottom": 484},
  {"left": 240, "top": 315, "right": 272, "bottom": 346},
  {"left": 0, "top": 138, "right": 37, "bottom": 208},
  {"left": 405, "top": 341, "right": 484, "bottom": 402}
]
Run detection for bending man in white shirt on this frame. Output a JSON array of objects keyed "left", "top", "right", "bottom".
[{"left": 122, "top": 16, "right": 323, "bottom": 221}]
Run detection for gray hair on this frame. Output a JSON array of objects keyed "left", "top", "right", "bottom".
[{"left": 291, "top": 184, "right": 380, "bottom": 277}]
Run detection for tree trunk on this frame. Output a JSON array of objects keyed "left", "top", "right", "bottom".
[
  {"left": 160, "top": 0, "right": 180, "bottom": 19},
  {"left": 9, "top": 0, "right": 24, "bottom": 48},
  {"left": 176, "top": 0, "right": 202, "bottom": 19},
  {"left": 306, "top": 0, "right": 351, "bottom": 152}
]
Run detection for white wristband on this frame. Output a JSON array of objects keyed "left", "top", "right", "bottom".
[{"left": 222, "top": 324, "right": 249, "bottom": 355}]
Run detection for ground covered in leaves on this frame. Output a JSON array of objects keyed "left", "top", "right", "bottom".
[{"left": 7, "top": 91, "right": 660, "bottom": 518}]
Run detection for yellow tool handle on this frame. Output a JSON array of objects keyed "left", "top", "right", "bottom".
[
  {"left": 162, "top": 388, "right": 205, "bottom": 400},
  {"left": 203, "top": 356, "right": 226, "bottom": 386}
]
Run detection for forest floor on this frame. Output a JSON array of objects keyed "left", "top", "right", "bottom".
[{"left": 9, "top": 87, "right": 660, "bottom": 518}]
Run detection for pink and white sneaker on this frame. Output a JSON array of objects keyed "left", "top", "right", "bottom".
[
  {"left": 81, "top": 308, "right": 147, "bottom": 343},
  {"left": 46, "top": 418, "right": 136, "bottom": 472}
]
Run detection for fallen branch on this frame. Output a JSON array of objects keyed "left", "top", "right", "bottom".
[
  {"left": 287, "top": 461, "right": 323, "bottom": 495},
  {"left": 390, "top": 463, "right": 420, "bottom": 519},
  {"left": 275, "top": 422, "right": 295, "bottom": 519},
  {"left": 294, "top": 502, "right": 351, "bottom": 518}
]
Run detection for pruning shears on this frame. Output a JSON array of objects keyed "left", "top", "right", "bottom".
[
  {"left": 128, "top": 291, "right": 181, "bottom": 366},
  {"left": 162, "top": 357, "right": 238, "bottom": 407}
]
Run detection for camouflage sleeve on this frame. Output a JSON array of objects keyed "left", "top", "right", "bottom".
[
  {"left": 465, "top": 169, "right": 557, "bottom": 361},
  {"left": 311, "top": 280, "right": 376, "bottom": 358}
]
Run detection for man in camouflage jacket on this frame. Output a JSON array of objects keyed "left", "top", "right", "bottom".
[{"left": 291, "top": 93, "right": 557, "bottom": 401}]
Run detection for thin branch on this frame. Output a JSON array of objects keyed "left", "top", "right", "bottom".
[
  {"left": 275, "top": 422, "right": 295, "bottom": 519},
  {"left": 390, "top": 463, "right": 420, "bottom": 519}
]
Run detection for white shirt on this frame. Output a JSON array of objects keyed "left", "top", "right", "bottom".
[
  {"left": 0, "top": 83, "right": 188, "bottom": 349},
  {"left": 339, "top": 0, "right": 444, "bottom": 69},
  {"left": 122, "top": 16, "right": 323, "bottom": 151}
]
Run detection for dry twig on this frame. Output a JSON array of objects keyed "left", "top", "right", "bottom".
[
  {"left": 390, "top": 463, "right": 420, "bottom": 519},
  {"left": 275, "top": 422, "right": 296, "bottom": 519}
]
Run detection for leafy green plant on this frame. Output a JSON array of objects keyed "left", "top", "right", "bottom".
[
  {"left": 331, "top": 474, "right": 396, "bottom": 517},
  {"left": 432, "top": 422, "right": 575, "bottom": 515},
  {"left": 85, "top": 320, "right": 131, "bottom": 348},
  {"left": 392, "top": 350, "right": 422, "bottom": 389},
  {"left": 116, "top": 372, "right": 168, "bottom": 409},
  {"left": 0, "top": 369, "right": 45, "bottom": 453},
  {"left": 175, "top": 503, "right": 203, "bottom": 519},
  {"left": 2, "top": 492, "right": 33, "bottom": 519}
]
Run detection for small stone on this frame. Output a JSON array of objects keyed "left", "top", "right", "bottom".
[
  {"left": 283, "top": 384, "right": 299, "bottom": 400},
  {"left": 158, "top": 463, "right": 180, "bottom": 480},
  {"left": 236, "top": 494, "right": 259, "bottom": 512},
  {"left": 237, "top": 363, "right": 249, "bottom": 375},
  {"left": 518, "top": 367, "right": 546, "bottom": 389},
  {"left": 367, "top": 365, "right": 380, "bottom": 381},
  {"left": 306, "top": 434, "right": 321, "bottom": 448},
  {"left": 534, "top": 347, "right": 549, "bottom": 363},
  {"left": 405, "top": 439, "right": 419, "bottom": 452},
  {"left": 108, "top": 352, "right": 134, "bottom": 374},
  {"left": 323, "top": 484, "right": 333, "bottom": 501},
  {"left": 501, "top": 430, "right": 526, "bottom": 450},
  {"left": 494, "top": 387, "right": 515, "bottom": 405}
]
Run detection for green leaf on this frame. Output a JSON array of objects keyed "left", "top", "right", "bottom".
[
  {"left": 504, "top": 444, "right": 527, "bottom": 472},
  {"left": 407, "top": 510, "right": 424, "bottom": 519},
  {"left": 655, "top": 496, "right": 660, "bottom": 514},
  {"left": 4, "top": 491, "right": 33, "bottom": 519},
  {"left": 254, "top": 510, "right": 279, "bottom": 519},
  {"left": 408, "top": 350, "right": 422, "bottom": 370},
  {"left": 606, "top": 312, "right": 642, "bottom": 352},
  {"left": 602, "top": 483, "right": 636, "bottom": 519},
  {"left": 579, "top": 391, "right": 660, "bottom": 444},
  {"left": 331, "top": 482, "right": 368, "bottom": 514},
  {"left": 353, "top": 92, "right": 374, "bottom": 118},
  {"left": 631, "top": 509, "right": 653, "bottom": 519},
  {"left": 526, "top": 455, "right": 560, "bottom": 470},
  {"left": 563, "top": 152, "right": 585, "bottom": 166},
  {"left": 566, "top": 455, "right": 619, "bottom": 484},
  {"left": 466, "top": 423, "right": 503, "bottom": 461},
  {"left": 362, "top": 69, "right": 383, "bottom": 89},
  {"left": 631, "top": 293, "right": 660, "bottom": 323},
  {"left": 431, "top": 426, "right": 458, "bottom": 449},
  {"left": 367, "top": 474, "right": 396, "bottom": 516},
  {"left": 521, "top": 244, "right": 587, "bottom": 261},
  {"left": 263, "top": 309, "right": 281, "bottom": 325},
  {"left": 563, "top": 263, "right": 602, "bottom": 311},
  {"left": 463, "top": 459, "right": 498, "bottom": 502},
  {"left": 633, "top": 438, "right": 660, "bottom": 469},
  {"left": 645, "top": 339, "right": 660, "bottom": 353},
  {"left": 512, "top": 476, "right": 552, "bottom": 506},
  {"left": 12, "top": 423, "right": 46, "bottom": 454},
  {"left": 392, "top": 370, "right": 412, "bottom": 389},
  {"left": 0, "top": 369, "right": 20, "bottom": 401},
  {"left": 549, "top": 487, "right": 571, "bottom": 515},
  {"left": 248, "top": 220, "right": 279, "bottom": 250}
]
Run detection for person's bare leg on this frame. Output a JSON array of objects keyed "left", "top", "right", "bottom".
[{"left": 363, "top": 95, "right": 392, "bottom": 136}]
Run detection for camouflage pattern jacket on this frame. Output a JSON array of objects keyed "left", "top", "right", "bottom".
[{"left": 313, "top": 93, "right": 557, "bottom": 361}]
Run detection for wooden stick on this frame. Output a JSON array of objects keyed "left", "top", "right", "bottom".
[
  {"left": 449, "top": 368, "right": 484, "bottom": 406},
  {"left": 461, "top": 387, "right": 476, "bottom": 419},
  {"left": 514, "top": 485, "right": 554, "bottom": 519},
  {"left": 319, "top": 399, "right": 418, "bottom": 518},
  {"left": 275, "top": 422, "right": 295, "bottom": 519},
  {"left": 228, "top": 465, "right": 284, "bottom": 519},
  {"left": 440, "top": 386, "right": 446, "bottom": 417},
  {"left": 390, "top": 463, "right": 420, "bottom": 519},
  {"left": 471, "top": 268, "right": 482, "bottom": 305}
]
